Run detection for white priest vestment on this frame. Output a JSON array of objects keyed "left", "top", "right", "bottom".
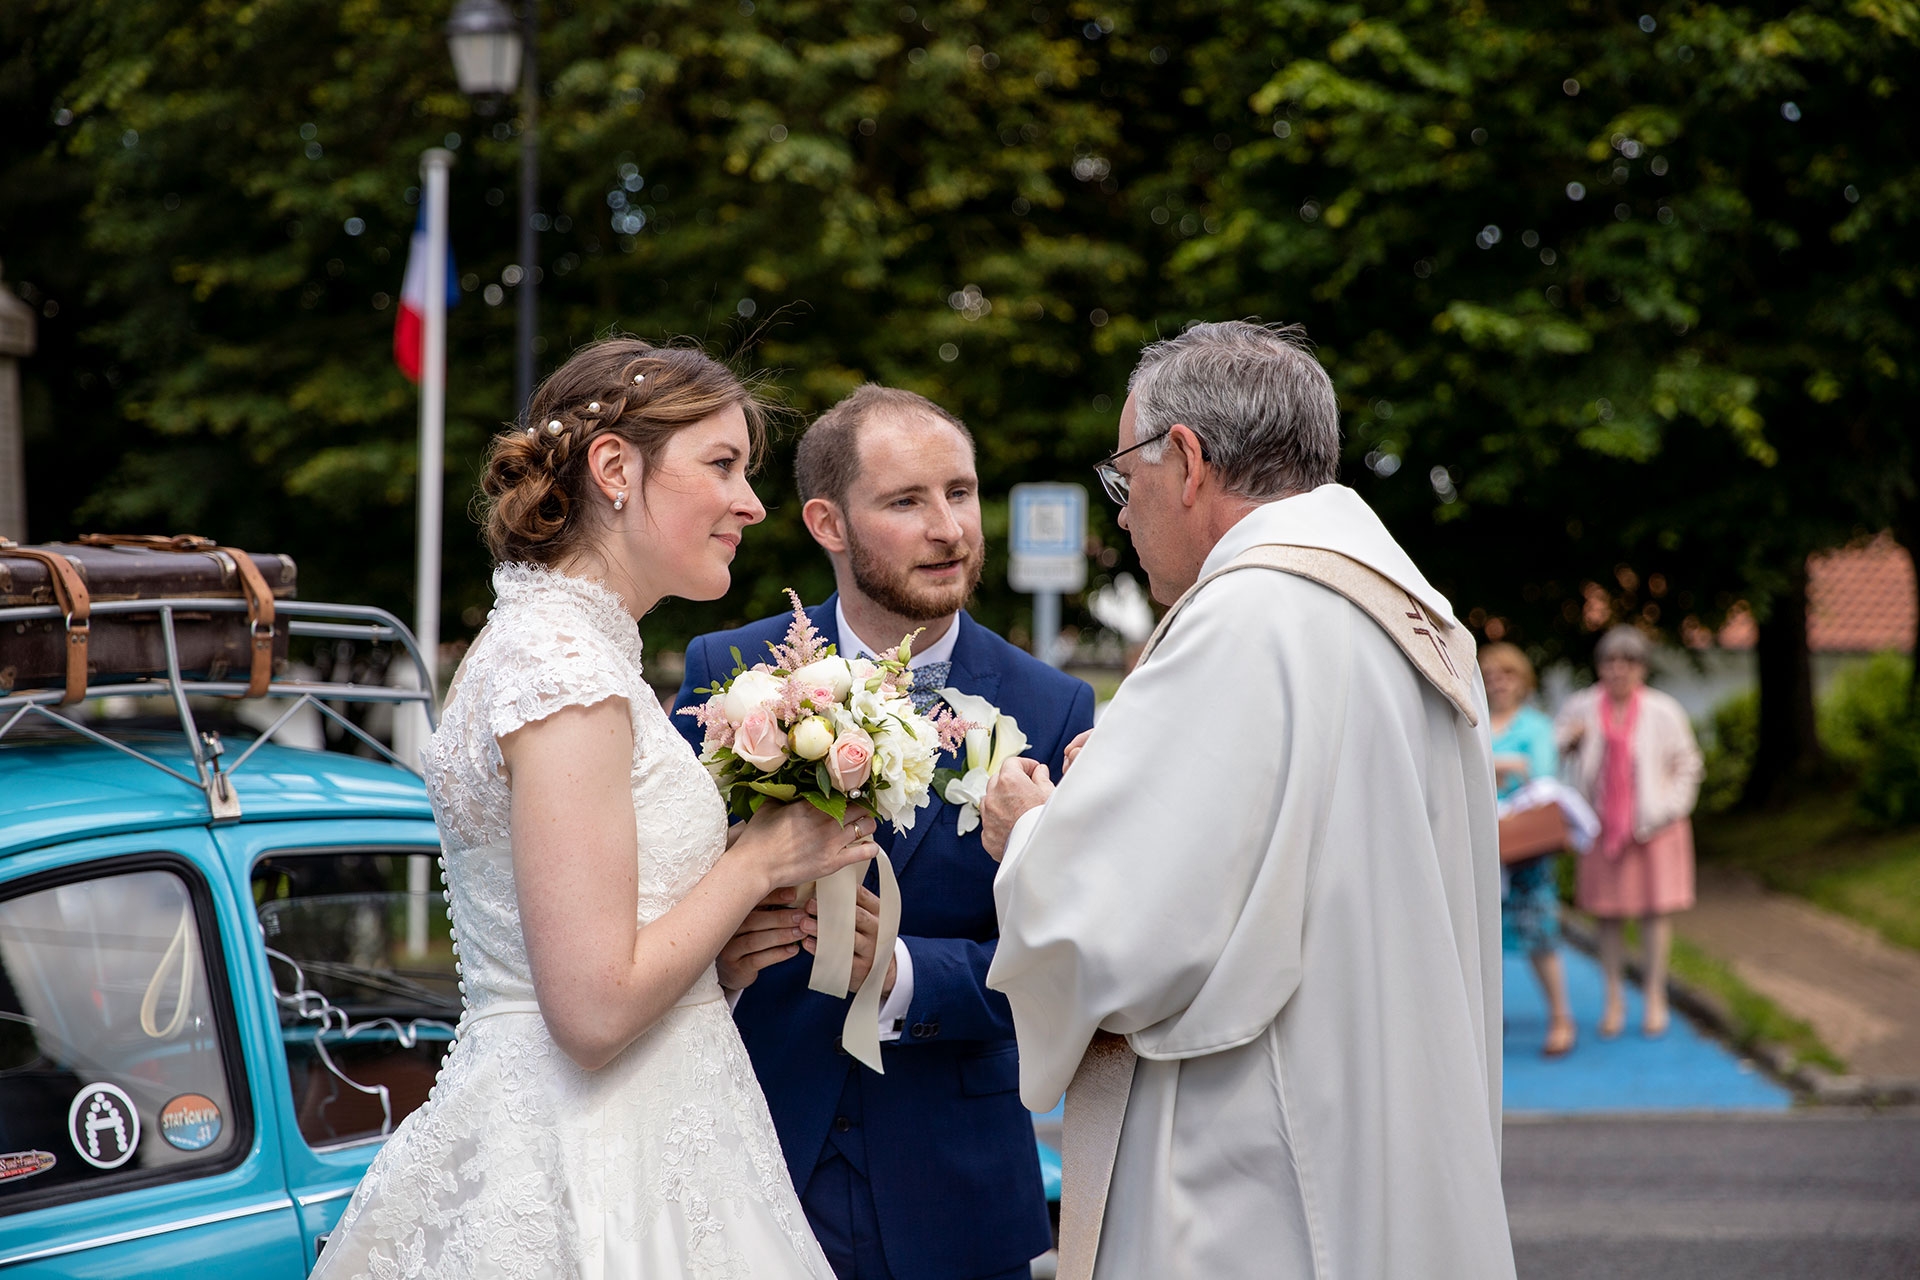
[{"left": 987, "top": 485, "right": 1516, "bottom": 1279}]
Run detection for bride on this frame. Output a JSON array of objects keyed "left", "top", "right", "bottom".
[{"left": 314, "top": 337, "right": 874, "bottom": 1279}]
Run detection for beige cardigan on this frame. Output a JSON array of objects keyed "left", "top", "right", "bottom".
[{"left": 1554, "top": 685, "right": 1704, "bottom": 843}]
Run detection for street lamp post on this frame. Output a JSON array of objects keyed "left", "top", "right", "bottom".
[
  {"left": 514, "top": 0, "right": 539, "bottom": 419},
  {"left": 447, "top": 0, "right": 538, "bottom": 418}
]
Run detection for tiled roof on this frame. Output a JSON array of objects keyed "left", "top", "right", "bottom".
[
  {"left": 1808, "top": 535, "right": 1916, "bottom": 653},
  {"left": 1696, "top": 536, "right": 1913, "bottom": 652}
]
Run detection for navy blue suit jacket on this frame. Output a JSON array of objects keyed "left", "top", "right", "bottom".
[{"left": 673, "top": 600, "right": 1095, "bottom": 1280}]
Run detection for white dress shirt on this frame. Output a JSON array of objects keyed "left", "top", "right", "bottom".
[{"left": 833, "top": 600, "right": 961, "bottom": 1041}]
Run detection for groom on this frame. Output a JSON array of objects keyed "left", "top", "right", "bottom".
[{"left": 673, "top": 385, "right": 1095, "bottom": 1280}]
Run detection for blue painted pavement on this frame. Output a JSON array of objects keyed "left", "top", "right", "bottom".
[
  {"left": 1026, "top": 943, "right": 1788, "bottom": 1182},
  {"left": 1501, "top": 946, "right": 1791, "bottom": 1114}
]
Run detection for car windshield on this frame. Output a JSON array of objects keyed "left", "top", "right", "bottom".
[{"left": 253, "top": 851, "right": 458, "bottom": 1149}]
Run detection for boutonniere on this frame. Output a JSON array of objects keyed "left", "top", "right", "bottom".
[{"left": 932, "top": 689, "right": 1029, "bottom": 837}]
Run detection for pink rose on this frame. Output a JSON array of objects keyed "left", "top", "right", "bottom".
[
  {"left": 824, "top": 727, "right": 874, "bottom": 793},
  {"left": 734, "top": 706, "right": 790, "bottom": 773},
  {"left": 800, "top": 683, "right": 838, "bottom": 711}
]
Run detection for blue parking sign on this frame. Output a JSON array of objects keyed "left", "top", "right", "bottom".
[{"left": 1009, "top": 483, "right": 1088, "bottom": 592}]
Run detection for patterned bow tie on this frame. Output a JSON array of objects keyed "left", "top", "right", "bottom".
[{"left": 907, "top": 661, "right": 954, "bottom": 714}]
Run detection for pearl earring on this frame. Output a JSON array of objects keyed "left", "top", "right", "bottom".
[{"left": 613, "top": 491, "right": 626, "bottom": 511}]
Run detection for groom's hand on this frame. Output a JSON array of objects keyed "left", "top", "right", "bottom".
[
  {"left": 803, "top": 886, "right": 897, "bottom": 998},
  {"left": 982, "top": 757, "right": 1055, "bottom": 861},
  {"left": 717, "top": 887, "right": 816, "bottom": 992}
]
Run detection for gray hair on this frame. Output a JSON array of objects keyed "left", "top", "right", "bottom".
[
  {"left": 1594, "top": 625, "right": 1653, "bottom": 666},
  {"left": 1127, "top": 320, "right": 1340, "bottom": 500}
]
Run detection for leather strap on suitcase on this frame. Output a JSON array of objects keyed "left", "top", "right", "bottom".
[
  {"left": 0, "top": 538, "right": 90, "bottom": 704},
  {"left": 74, "top": 534, "right": 278, "bottom": 697}
]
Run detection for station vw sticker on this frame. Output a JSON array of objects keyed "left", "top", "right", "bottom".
[
  {"left": 68, "top": 1082, "right": 140, "bottom": 1170},
  {"left": 159, "top": 1093, "right": 223, "bottom": 1152}
]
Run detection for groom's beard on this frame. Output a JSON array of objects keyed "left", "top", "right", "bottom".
[{"left": 846, "top": 530, "right": 985, "bottom": 623}]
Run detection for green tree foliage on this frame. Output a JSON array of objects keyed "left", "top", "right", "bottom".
[{"left": 2, "top": 1, "right": 1915, "bottom": 764}]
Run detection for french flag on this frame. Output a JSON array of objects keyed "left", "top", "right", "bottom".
[{"left": 392, "top": 208, "right": 460, "bottom": 383}]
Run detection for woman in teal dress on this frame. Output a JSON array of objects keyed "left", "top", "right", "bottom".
[{"left": 1481, "top": 642, "right": 1577, "bottom": 1057}]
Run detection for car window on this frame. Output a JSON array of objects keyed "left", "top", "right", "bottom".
[
  {"left": 252, "top": 851, "right": 458, "bottom": 1149},
  {"left": 0, "top": 864, "right": 243, "bottom": 1211}
]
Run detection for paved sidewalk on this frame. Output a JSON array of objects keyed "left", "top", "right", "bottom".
[{"left": 1676, "top": 865, "right": 1920, "bottom": 1081}]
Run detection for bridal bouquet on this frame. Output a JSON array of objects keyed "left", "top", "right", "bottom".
[
  {"left": 679, "top": 591, "right": 973, "bottom": 1072},
  {"left": 679, "top": 591, "right": 972, "bottom": 831}
]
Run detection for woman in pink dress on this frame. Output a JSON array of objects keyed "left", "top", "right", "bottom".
[{"left": 1556, "top": 626, "right": 1704, "bottom": 1038}]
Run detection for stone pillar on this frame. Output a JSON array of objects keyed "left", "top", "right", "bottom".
[{"left": 0, "top": 260, "right": 36, "bottom": 543}]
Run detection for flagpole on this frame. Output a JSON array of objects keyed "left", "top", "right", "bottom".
[
  {"left": 416, "top": 146, "right": 453, "bottom": 698},
  {"left": 404, "top": 145, "right": 453, "bottom": 956}
]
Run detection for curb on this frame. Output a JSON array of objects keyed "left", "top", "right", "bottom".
[{"left": 1557, "top": 913, "right": 1920, "bottom": 1107}]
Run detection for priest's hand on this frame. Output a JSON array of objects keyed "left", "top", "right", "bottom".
[
  {"left": 717, "top": 887, "right": 816, "bottom": 992},
  {"left": 1062, "top": 729, "right": 1093, "bottom": 775},
  {"left": 982, "top": 757, "right": 1056, "bottom": 861}
]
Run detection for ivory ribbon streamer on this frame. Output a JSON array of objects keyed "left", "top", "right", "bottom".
[
  {"left": 839, "top": 845, "right": 901, "bottom": 1072},
  {"left": 804, "top": 862, "right": 862, "bottom": 1000},
  {"left": 801, "top": 846, "right": 902, "bottom": 1074}
]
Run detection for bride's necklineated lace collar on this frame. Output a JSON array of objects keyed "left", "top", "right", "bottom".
[{"left": 491, "top": 561, "right": 644, "bottom": 665}]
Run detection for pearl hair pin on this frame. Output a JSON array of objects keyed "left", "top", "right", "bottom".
[
  {"left": 588, "top": 402, "right": 601, "bottom": 412},
  {"left": 547, "top": 419, "right": 564, "bottom": 435},
  {"left": 633, "top": 372, "right": 646, "bottom": 384}
]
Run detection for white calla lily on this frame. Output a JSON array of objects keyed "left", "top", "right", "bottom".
[{"left": 986, "top": 713, "right": 1030, "bottom": 775}]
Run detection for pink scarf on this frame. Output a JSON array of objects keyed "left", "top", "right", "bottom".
[{"left": 1597, "top": 689, "right": 1640, "bottom": 859}]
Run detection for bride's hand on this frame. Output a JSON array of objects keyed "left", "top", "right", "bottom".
[{"left": 727, "top": 800, "right": 877, "bottom": 896}]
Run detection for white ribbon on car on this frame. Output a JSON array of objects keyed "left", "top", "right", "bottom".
[{"left": 799, "top": 844, "right": 902, "bottom": 1073}]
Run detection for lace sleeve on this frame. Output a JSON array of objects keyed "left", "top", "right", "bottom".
[{"left": 480, "top": 617, "right": 636, "bottom": 759}]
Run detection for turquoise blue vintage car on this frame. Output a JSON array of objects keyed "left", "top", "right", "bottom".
[
  {"left": 0, "top": 594, "right": 453, "bottom": 1275},
  {"left": 0, "top": 595, "right": 1061, "bottom": 1275}
]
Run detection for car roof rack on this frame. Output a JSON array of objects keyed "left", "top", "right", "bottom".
[{"left": 0, "top": 597, "right": 437, "bottom": 822}]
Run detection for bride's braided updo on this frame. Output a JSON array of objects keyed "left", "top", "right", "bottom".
[{"left": 479, "top": 337, "right": 768, "bottom": 566}]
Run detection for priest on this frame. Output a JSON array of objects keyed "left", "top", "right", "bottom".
[{"left": 982, "top": 321, "right": 1516, "bottom": 1280}]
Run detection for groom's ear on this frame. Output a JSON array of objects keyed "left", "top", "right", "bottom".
[{"left": 802, "top": 496, "right": 849, "bottom": 554}]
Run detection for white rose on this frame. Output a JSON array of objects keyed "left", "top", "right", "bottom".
[
  {"left": 849, "top": 686, "right": 888, "bottom": 727},
  {"left": 789, "top": 715, "right": 835, "bottom": 761},
  {"left": 721, "top": 669, "right": 785, "bottom": 725},
  {"left": 846, "top": 657, "right": 881, "bottom": 688},
  {"left": 790, "top": 656, "right": 853, "bottom": 702},
  {"left": 873, "top": 721, "right": 936, "bottom": 797},
  {"left": 872, "top": 780, "right": 915, "bottom": 831}
]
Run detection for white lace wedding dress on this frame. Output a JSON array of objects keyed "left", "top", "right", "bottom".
[{"left": 313, "top": 563, "right": 834, "bottom": 1280}]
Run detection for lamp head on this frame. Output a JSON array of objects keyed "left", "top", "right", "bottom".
[{"left": 447, "top": 0, "right": 522, "bottom": 101}]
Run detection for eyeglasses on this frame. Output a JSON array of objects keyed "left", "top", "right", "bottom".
[{"left": 1092, "top": 430, "right": 1209, "bottom": 506}]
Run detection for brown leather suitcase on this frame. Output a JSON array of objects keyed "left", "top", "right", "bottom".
[{"left": 0, "top": 534, "right": 295, "bottom": 702}]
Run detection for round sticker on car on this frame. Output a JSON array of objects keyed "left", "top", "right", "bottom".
[
  {"left": 68, "top": 1083, "right": 140, "bottom": 1170},
  {"left": 158, "top": 1094, "right": 223, "bottom": 1152}
]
